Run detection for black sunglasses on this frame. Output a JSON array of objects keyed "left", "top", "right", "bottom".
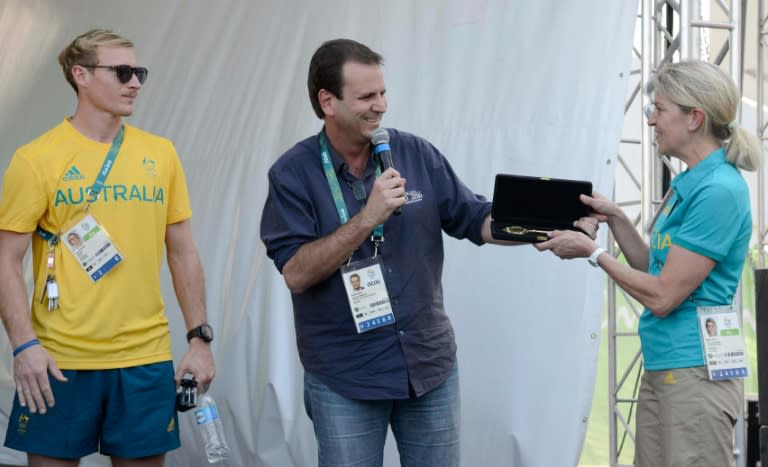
[{"left": 83, "top": 65, "right": 148, "bottom": 84}]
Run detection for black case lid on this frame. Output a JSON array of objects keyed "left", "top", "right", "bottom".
[{"left": 491, "top": 174, "right": 592, "bottom": 228}]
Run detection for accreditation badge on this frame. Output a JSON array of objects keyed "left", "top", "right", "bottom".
[
  {"left": 62, "top": 213, "right": 123, "bottom": 282},
  {"left": 697, "top": 305, "right": 749, "bottom": 381},
  {"left": 340, "top": 256, "right": 395, "bottom": 333}
]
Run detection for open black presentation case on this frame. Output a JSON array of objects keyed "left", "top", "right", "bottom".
[{"left": 490, "top": 174, "right": 593, "bottom": 243}]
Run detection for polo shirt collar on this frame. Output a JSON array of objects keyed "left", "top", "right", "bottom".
[
  {"left": 672, "top": 147, "right": 728, "bottom": 198},
  {"left": 319, "top": 128, "right": 378, "bottom": 179}
]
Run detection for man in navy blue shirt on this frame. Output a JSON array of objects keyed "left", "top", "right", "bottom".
[{"left": 261, "top": 38, "right": 596, "bottom": 467}]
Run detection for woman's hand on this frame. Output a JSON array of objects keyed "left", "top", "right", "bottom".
[
  {"left": 534, "top": 230, "right": 597, "bottom": 260},
  {"left": 574, "top": 216, "right": 599, "bottom": 240},
  {"left": 581, "top": 192, "right": 622, "bottom": 222}
]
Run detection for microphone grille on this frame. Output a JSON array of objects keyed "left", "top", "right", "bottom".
[{"left": 371, "top": 128, "right": 390, "bottom": 145}]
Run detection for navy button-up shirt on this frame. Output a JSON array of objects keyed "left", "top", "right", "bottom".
[{"left": 261, "top": 129, "right": 491, "bottom": 399}]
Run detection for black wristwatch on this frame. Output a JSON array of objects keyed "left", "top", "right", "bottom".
[{"left": 186, "top": 323, "right": 214, "bottom": 343}]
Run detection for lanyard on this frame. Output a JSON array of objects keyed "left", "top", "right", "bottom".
[
  {"left": 86, "top": 125, "right": 125, "bottom": 209},
  {"left": 36, "top": 125, "right": 125, "bottom": 243},
  {"left": 318, "top": 130, "right": 384, "bottom": 243}
]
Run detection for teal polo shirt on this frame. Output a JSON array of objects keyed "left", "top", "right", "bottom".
[{"left": 639, "top": 147, "right": 751, "bottom": 371}]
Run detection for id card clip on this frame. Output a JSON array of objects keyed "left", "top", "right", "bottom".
[
  {"left": 372, "top": 235, "right": 383, "bottom": 258},
  {"left": 39, "top": 240, "right": 59, "bottom": 310}
]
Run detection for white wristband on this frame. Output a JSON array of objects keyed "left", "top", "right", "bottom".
[{"left": 587, "top": 247, "right": 605, "bottom": 268}]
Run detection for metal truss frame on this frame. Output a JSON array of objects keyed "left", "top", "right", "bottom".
[
  {"left": 759, "top": 2, "right": 768, "bottom": 267},
  {"left": 609, "top": 1, "right": 744, "bottom": 466}
]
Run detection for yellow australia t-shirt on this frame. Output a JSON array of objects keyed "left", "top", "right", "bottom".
[{"left": 0, "top": 119, "right": 192, "bottom": 369}]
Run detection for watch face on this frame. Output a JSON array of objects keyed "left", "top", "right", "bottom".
[
  {"left": 200, "top": 324, "right": 214, "bottom": 341},
  {"left": 188, "top": 324, "right": 213, "bottom": 342}
]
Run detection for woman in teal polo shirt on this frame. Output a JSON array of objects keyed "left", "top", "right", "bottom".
[{"left": 536, "top": 60, "right": 762, "bottom": 467}]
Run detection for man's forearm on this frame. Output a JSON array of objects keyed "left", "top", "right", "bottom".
[
  {"left": 168, "top": 250, "right": 207, "bottom": 328},
  {"left": 282, "top": 212, "right": 378, "bottom": 294},
  {"left": 0, "top": 259, "right": 36, "bottom": 347}
]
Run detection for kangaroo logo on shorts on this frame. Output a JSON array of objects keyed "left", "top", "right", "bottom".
[
  {"left": 16, "top": 413, "right": 29, "bottom": 434},
  {"left": 167, "top": 417, "right": 175, "bottom": 432}
]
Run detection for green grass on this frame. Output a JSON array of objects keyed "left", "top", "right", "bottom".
[{"left": 578, "top": 250, "right": 760, "bottom": 466}]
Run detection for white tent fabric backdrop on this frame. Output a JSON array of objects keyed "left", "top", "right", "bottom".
[{"left": 0, "top": 1, "right": 636, "bottom": 465}]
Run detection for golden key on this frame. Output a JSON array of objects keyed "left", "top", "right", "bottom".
[{"left": 501, "top": 226, "right": 550, "bottom": 235}]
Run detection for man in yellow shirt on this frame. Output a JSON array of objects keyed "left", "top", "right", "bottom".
[{"left": 0, "top": 29, "right": 215, "bottom": 466}]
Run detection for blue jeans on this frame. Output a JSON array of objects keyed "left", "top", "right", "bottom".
[{"left": 304, "top": 364, "right": 460, "bottom": 467}]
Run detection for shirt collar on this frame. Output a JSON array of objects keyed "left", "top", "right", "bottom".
[
  {"left": 671, "top": 147, "right": 728, "bottom": 198},
  {"left": 319, "top": 128, "right": 378, "bottom": 179}
]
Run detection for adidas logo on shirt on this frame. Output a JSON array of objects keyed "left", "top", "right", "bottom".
[{"left": 62, "top": 165, "right": 86, "bottom": 182}]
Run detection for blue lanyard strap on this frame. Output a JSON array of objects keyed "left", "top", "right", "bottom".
[
  {"left": 318, "top": 130, "right": 383, "bottom": 240},
  {"left": 36, "top": 125, "right": 125, "bottom": 243}
]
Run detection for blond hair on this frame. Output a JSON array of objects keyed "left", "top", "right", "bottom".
[
  {"left": 57, "top": 29, "right": 134, "bottom": 94},
  {"left": 648, "top": 60, "right": 762, "bottom": 171}
]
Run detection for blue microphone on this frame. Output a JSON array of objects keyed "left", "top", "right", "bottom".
[{"left": 371, "top": 128, "right": 401, "bottom": 215}]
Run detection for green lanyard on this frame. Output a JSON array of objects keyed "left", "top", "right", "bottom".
[
  {"left": 85, "top": 125, "right": 125, "bottom": 208},
  {"left": 318, "top": 130, "right": 384, "bottom": 244},
  {"left": 36, "top": 125, "right": 125, "bottom": 244}
]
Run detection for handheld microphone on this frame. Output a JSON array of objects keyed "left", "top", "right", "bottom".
[{"left": 371, "top": 128, "right": 401, "bottom": 215}]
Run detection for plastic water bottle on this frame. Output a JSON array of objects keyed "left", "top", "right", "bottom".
[{"left": 194, "top": 392, "right": 230, "bottom": 463}]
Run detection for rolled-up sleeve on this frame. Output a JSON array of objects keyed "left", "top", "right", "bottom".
[{"left": 260, "top": 163, "right": 319, "bottom": 272}]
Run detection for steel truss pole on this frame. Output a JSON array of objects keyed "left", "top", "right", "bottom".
[
  {"left": 610, "top": 1, "right": 743, "bottom": 466},
  {"left": 761, "top": 0, "right": 765, "bottom": 268}
]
